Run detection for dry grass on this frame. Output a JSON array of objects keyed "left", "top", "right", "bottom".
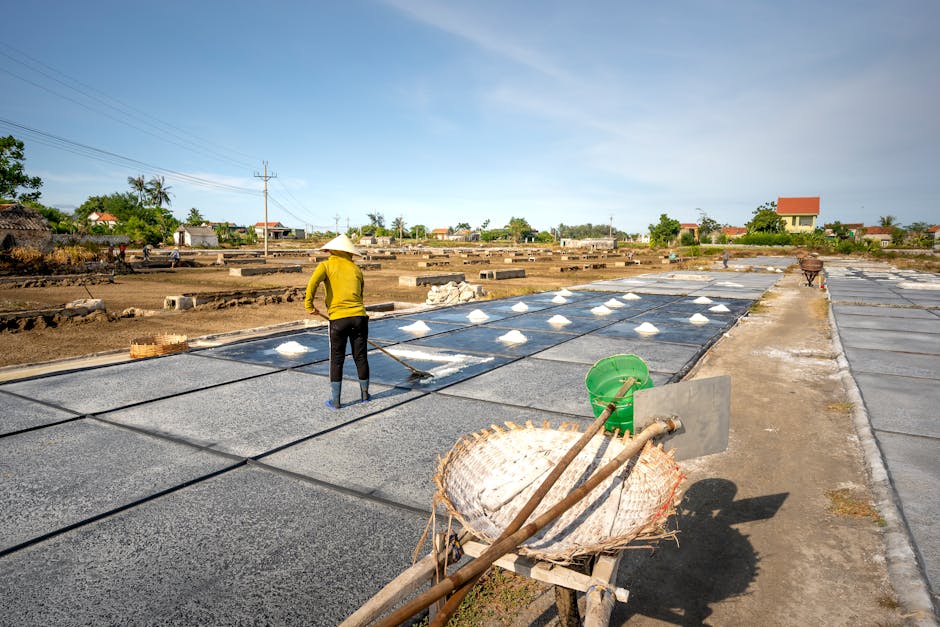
[
  {"left": 414, "top": 567, "right": 545, "bottom": 626},
  {"left": 826, "top": 402, "right": 855, "bottom": 414},
  {"left": 825, "top": 488, "right": 886, "bottom": 526}
]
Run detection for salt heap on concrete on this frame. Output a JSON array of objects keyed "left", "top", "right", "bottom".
[
  {"left": 591, "top": 305, "right": 613, "bottom": 315},
  {"left": 693, "top": 296, "right": 713, "bottom": 304},
  {"left": 623, "top": 293, "right": 641, "bottom": 300},
  {"left": 547, "top": 315, "right": 572, "bottom": 326},
  {"left": 557, "top": 288, "right": 573, "bottom": 296},
  {"left": 400, "top": 320, "right": 431, "bottom": 333},
  {"left": 497, "top": 330, "right": 528, "bottom": 344},
  {"left": 552, "top": 295, "right": 568, "bottom": 304},
  {"left": 709, "top": 304, "right": 730, "bottom": 313},
  {"left": 689, "top": 313, "right": 710, "bottom": 325},
  {"left": 511, "top": 302, "right": 529, "bottom": 312},
  {"left": 275, "top": 341, "right": 309, "bottom": 355},
  {"left": 467, "top": 309, "right": 489, "bottom": 322},
  {"left": 604, "top": 298, "right": 624, "bottom": 308},
  {"left": 634, "top": 322, "right": 659, "bottom": 335},
  {"left": 425, "top": 281, "right": 486, "bottom": 306}
]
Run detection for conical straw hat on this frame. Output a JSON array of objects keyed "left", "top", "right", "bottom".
[{"left": 320, "top": 233, "right": 361, "bottom": 256}]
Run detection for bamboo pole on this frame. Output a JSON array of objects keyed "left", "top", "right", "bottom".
[
  {"left": 429, "top": 377, "right": 637, "bottom": 625},
  {"left": 372, "top": 417, "right": 680, "bottom": 627}
]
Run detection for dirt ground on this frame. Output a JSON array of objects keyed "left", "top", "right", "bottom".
[{"left": 0, "top": 247, "right": 693, "bottom": 368}]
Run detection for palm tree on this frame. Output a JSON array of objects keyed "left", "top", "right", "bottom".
[
  {"left": 879, "top": 215, "right": 897, "bottom": 227},
  {"left": 127, "top": 175, "right": 146, "bottom": 206},
  {"left": 146, "top": 176, "right": 172, "bottom": 209}
]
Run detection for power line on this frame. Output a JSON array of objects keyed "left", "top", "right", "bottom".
[
  {"left": 0, "top": 117, "right": 259, "bottom": 196},
  {"left": 0, "top": 46, "right": 256, "bottom": 170}
]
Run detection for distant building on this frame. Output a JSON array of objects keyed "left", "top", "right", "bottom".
[
  {"left": 375, "top": 236, "right": 396, "bottom": 246},
  {"left": 254, "top": 221, "right": 291, "bottom": 240},
  {"left": 679, "top": 223, "right": 699, "bottom": 242},
  {"left": 0, "top": 203, "right": 53, "bottom": 251},
  {"left": 721, "top": 226, "right": 748, "bottom": 240},
  {"left": 929, "top": 225, "right": 940, "bottom": 249},
  {"left": 176, "top": 225, "right": 219, "bottom": 247},
  {"left": 431, "top": 228, "right": 450, "bottom": 241},
  {"left": 359, "top": 235, "right": 377, "bottom": 246},
  {"left": 88, "top": 211, "right": 119, "bottom": 228},
  {"left": 860, "top": 226, "right": 893, "bottom": 247},
  {"left": 560, "top": 237, "right": 617, "bottom": 250},
  {"left": 777, "top": 197, "right": 820, "bottom": 233}
]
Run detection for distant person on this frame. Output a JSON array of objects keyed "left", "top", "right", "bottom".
[
  {"left": 304, "top": 234, "right": 369, "bottom": 410},
  {"left": 722, "top": 250, "right": 730, "bottom": 268},
  {"left": 170, "top": 247, "right": 180, "bottom": 268},
  {"left": 107, "top": 243, "right": 114, "bottom": 262},
  {"left": 118, "top": 243, "right": 127, "bottom": 263},
  {"left": 142, "top": 244, "right": 150, "bottom": 261},
  {"left": 668, "top": 250, "right": 677, "bottom": 262},
  {"left": 627, "top": 249, "right": 635, "bottom": 261}
]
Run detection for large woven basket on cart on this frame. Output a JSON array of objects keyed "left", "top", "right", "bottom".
[
  {"left": 435, "top": 421, "right": 684, "bottom": 564},
  {"left": 130, "top": 334, "right": 189, "bottom": 359}
]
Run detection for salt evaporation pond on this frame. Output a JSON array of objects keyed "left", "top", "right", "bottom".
[
  {"left": 275, "top": 341, "right": 310, "bottom": 355},
  {"left": 497, "top": 330, "right": 528, "bottom": 344},
  {"left": 511, "top": 302, "right": 530, "bottom": 312},
  {"left": 384, "top": 348, "right": 494, "bottom": 382},
  {"left": 399, "top": 320, "right": 431, "bottom": 333}
]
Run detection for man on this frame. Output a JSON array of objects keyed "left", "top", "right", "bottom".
[
  {"left": 170, "top": 247, "right": 180, "bottom": 268},
  {"left": 305, "top": 234, "right": 369, "bottom": 409},
  {"left": 722, "top": 250, "right": 730, "bottom": 268}
]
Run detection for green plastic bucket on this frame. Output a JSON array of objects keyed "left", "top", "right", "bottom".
[{"left": 585, "top": 354, "right": 654, "bottom": 433}]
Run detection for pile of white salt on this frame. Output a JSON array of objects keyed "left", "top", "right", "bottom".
[
  {"left": 497, "top": 330, "right": 528, "bottom": 344},
  {"left": 591, "top": 305, "right": 613, "bottom": 315},
  {"left": 692, "top": 296, "right": 713, "bottom": 304},
  {"left": 552, "top": 295, "right": 568, "bottom": 304},
  {"left": 689, "top": 313, "right": 710, "bottom": 325},
  {"left": 511, "top": 302, "right": 529, "bottom": 312},
  {"left": 467, "top": 309, "right": 490, "bottom": 321},
  {"left": 634, "top": 322, "right": 660, "bottom": 335},
  {"left": 604, "top": 298, "right": 624, "bottom": 308},
  {"left": 399, "top": 320, "right": 431, "bottom": 333},
  {"left": 622, "top": 293, "right": 641, "bottom": 300},
  {"left": 275, "top": 341, "right": 309, "bottom": 355},
  {"left": 709, "top": 304, "right": 730, "bottom": 313},
  {"left": 547, "top": 315, "right": 572, "bottom": 326}
]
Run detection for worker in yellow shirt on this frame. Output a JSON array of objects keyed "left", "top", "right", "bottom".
[{"left": 305, "top": 234, "right": 369, "bottom": 409}]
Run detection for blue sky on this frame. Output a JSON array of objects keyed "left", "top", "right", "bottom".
[{"left": 1, "top": 1, "right": 937, "bottom": 234}]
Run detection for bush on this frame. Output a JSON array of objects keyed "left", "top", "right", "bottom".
[{"left": 736, "top": 232, "right": 793, "bottom": 246}]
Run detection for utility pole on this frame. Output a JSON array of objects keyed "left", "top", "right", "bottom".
[
  {"left": 609, "top": 215, "right": 613, "bottom": 238},
  {"left": 254, "top": 162, "right": 276, "bottom": 257},
  {"left": 334, "top": 214, "right": 340, "bottom": 236}
]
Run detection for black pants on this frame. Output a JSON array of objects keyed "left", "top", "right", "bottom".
[{"left": 329, "top": 315, "right": 370, "bottom": 382}]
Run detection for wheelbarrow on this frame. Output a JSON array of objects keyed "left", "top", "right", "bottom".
[
  {"left": 799, "top": 256, "right": 824, "bottom": 287},
  {"left": 342, "top": 375, "right": 732, "bottom": 627}
]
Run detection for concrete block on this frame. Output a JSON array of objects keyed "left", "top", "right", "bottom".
[
  {"left": 416, "top": 261, "right": 450, "bottom": 268},
  {"left": 164, "top": 295, "right": 195, "bottom": 310},
  {"left": 398, "top": 273, "right": 465, "bottom": 287},
  {"left": 229, "top": 265, "right": 302, "bottom": 277},
  {"left": 478, "top": 268, "right": 525, "bottom": 280}
]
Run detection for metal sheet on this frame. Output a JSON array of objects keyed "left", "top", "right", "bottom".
[{"left": 634, "top": 375, "right": 731, "bottom": 461}]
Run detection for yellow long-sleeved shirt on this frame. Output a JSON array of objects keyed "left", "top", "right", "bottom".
[{"left": 304, "top": 254, "right": 366, "bottom": 320}]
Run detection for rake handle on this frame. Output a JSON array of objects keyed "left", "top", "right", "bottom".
[{"left": 312, "top": 310, "right": 430, "bottom": 378}]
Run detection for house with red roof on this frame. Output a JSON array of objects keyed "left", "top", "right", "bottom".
[
  {"left": 776, "top": 197, "right": 819, "bottom": 233},
  {"left": 721, "top": 226, "right": 748, "bottom": 240},
  {"left": 88, "top": 211, "right": 119, "bottom": 229},
  {"left": 253, "top": 221, "right": 291, "bottom": 240},
  {"left": 679, "top": 223, "right": 699, "bottom": 242},
  {"left": 860, "top": 226, "right": 894, "bottom": 247},
  {"left": 929, "top": 225, "right": 940, "bottom": 249}
]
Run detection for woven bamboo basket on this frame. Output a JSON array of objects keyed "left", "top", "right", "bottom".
[
  {"left": 435, "top": 421, "right": 684, "bottom": 564},
  {"left": 130, "top": 334, "right": 189, "bottom": 359}
]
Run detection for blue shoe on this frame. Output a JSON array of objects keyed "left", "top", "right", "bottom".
[{"left": 325, "top": 399, "right": 341, "bottom": 410}]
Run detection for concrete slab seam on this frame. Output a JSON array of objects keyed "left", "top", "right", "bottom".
[
  {"left": 0, "top": 460, "right": 244, "bottom": 560},
  {"left": 89, "top": 415, "right": 247, "bottom": 464},
  {"left": 250, "top": 391, "right": 431, "bottom": 462},
  {"left": 828, "top": 302, "right": 939, "bottom": 624},
  {"left": 245, "top": 458, "right": 433, "bottom": 519}
]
